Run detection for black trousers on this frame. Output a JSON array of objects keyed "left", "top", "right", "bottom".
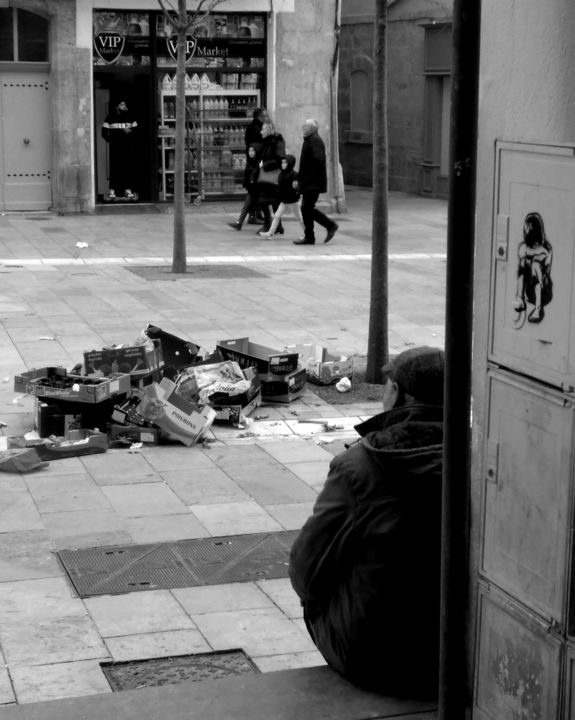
[{"left": 301, "top": 188, "right": 335, "bottom": 242}]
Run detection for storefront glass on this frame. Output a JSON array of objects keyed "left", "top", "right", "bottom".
[{"left": 93, "top": 10, "right": 267, "bottom": 204}]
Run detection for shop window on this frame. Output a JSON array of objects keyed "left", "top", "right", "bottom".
[
  {"left": 424, "top": 23, "right": 452, "bottom": 73},
  {"left": 0, "top": 8, "right": 49, "bottom": 63}
]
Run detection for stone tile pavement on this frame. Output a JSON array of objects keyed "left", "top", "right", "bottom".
[{"left": 0, "top": 188, "right": 447, "bottom": 708}]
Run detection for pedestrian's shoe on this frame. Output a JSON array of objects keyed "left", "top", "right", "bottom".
[
  {"left": 293, "top": 238, "right": 315, "bottom": 245},
  {"left": 276, "top": 225, "right": 285, "bottom": 235},
  {"left": 324, "top": 223, "right": 339, "bottom": 243},
  {"left": 258, "top": 230, "right": 273, "bottom": 238},
  {"left": 247, "top": 215, "right": 259, "bottom": 225},
  {"left": 228, "top": 221, "right": 242, "bottom": 230},
  {"left": 257, "top": 225, "right": 271, "bottom": 234}
]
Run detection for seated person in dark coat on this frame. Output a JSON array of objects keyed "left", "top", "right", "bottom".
[{"left": 289, "top": 346, "right": 445, "bottom": 698}]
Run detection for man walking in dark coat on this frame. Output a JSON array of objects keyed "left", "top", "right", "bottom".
[
  {"left": 293, "top": 118, "right": 338, "bottom": 245},
  {"left": 289, "top": 346, "right": 444, "bottom": 697}
]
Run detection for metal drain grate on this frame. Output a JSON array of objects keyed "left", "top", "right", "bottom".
[
  {"left": 125, "top": 264, "right": 268, "bottom": 281},
  {"left": 101, "top": 650, "right": 258, "bottom": 691},
  {"left": 57, "top": 530, "right": 298, "bottom": 598}
]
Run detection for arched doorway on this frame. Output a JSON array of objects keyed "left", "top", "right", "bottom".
[{"left": 0, "top": 7, "right": 51, "bottom": 211}]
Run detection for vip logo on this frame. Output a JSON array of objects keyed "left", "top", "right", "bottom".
[
  {"left": 94, "top": 32, "right": 126, "bottom": 64},
  {"left": 166, "top": 34, "right": 197, "bottom": 63}
]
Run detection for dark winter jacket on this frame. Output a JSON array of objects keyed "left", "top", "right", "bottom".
[
  {"left": 288, "top": 402, "right": 443, "bottom": 696},
  {"left": 297, "top": 131, "right": 327, "bottom": 193},
  {"left": 259, "top": 132, "right": 286, "bottom": 173},
  {"left": 102, "top": 107, "right": 138, "bottom": 142},
  {"left": 277, "top": 154, "right": 300, "bottom": 204},
  {"left": 242, "top": 153, "right": 260, "bottom": 191},
  {"left": 244, "top": 117, "right": 263, "bottom": 155}
]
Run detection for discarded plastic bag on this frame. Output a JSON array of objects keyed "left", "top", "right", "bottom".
[
  {"left": 0, "top": 448, "right": 48, "bottom": 473},
  {"left": 335, "top": 376, "right": 352, "bottom": 393}
]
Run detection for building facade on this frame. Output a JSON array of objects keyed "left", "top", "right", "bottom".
[
  {"left": 338, "top": 0, "right": 452, "bottom": 197},
  {"left": 0, "top": 0, "right": 338, "bottom": 213}
]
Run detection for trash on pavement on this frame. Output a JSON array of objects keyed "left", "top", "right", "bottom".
[
  {"left": 14, "top": 367, "right": 131, "bottom": 404},
  {"left": 259, "top": 366, "right": 306, "bottom": 403},
  {"left": 288, "top": 344, "right": 354, "bottom": 385},
  {"left": 84, "top": 335, "right": 164, "bottom": 377},
  {"left": 134, "top": 377, "right": 216, "bottom": 446},
  {"left": 0, "top": 448, "right": 49, "bottom": 473},
  {"left": 177, "top": 361, "right": 262, "bottom": 424},
  {"left": 143, "top": 324, "right": 201, "bottom": 370},
  {"left": 216, "top": 337, "right": 299, "bottom": 376},
  {"left": 336, "top": 376, "right": 352, "bottom": 393}
]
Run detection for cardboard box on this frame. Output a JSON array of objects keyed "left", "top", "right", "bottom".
[
  {"left": 83, "top": 339, "right": 164, "bottom": 377},
  {"left": 14, "top": 367, "right": 131, "bottom": 404},
  {"left": 144, "top": 324, "right": 200, "bottom": 369},
  {"left": 216, "top": 337, "right": 299, "bottom": 376},
  {"left": 260, "top": 366, "right": 307, "bottom": 403},
  {"left": 288, "top": 344, "right": 354, "bottom": 385},
  {"left": 135, "top": 377, "right": 216, "bottom": 446},
  {"left": 35, "top": 397, "right": 120, "bottom": 438},
  {"left": 107, "top": 424, "right": 160, "bottom": 445}
]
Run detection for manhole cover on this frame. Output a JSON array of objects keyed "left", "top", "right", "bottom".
[
  {"left": 101, "top": 650, "right": 258, "bottom": 691},
  {"left": 57, "top": 530, "right": 298, "bottom": 598},
  {"left": 125, "top": 265, "right": 267, "bottom": 281}
]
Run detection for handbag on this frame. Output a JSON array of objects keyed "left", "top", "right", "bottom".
[{"left": 257, "top": 167, "right": 280, "bottom": 185}]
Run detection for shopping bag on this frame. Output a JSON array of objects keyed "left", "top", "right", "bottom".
[{"left": 257, "top": 167, "right": 280, "bottom": 185}]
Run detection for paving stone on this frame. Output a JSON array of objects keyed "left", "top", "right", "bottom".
[
  {"left": 263, "top": 502, "right": 315, "bottom": 531},
  {"left": 190, "top": 502, "right": 282, "bottom": 536},
  {"left": 80, "top": 451, "right": 158, "bottom": 486},
  {"left": 172, "top": 582, "right": 275, "bottom": 615},
  {"left": 42, "top": 508, "right": 132, "bottom": 550},
  {"left": 124, "top": 513, "right": 208, "bottom": 544},
  {"left": 0, "top": 492, "right": 44, "bottom": 532},
  {"left": 0, "top": 530, "right": 62, "bottom": 582},
  {"left": 190, "top": 607, "right": 317, "bottom": 657},
  {"left": 100, "top": 483, "right": 190, "bottom": 518},
  {"left": 10, "top": 660, "right": 112, "bottom": 704},
  {"left": 261, "top": 440, "right": 336, "bottom": 464},
  {"left": 84, "top": 590, "right": 196, "bottom": 638},
  {"left": 0, "top": 658, "right": 15, "bottom": 705},
  {"left": 104, "top": 628, "right": 211, "bottom": 662},
  {"left": 25, "top": 474, "right": 111, "bottom": 514},
  {"left": 142, "top": 445, "right": 217, "bottom": 472},
  {"left": 284, "top": 460, "right": 331, "bottom": 487},
  {"left": 162, "top": 467, "right": 252, "bottom": 506},
  {"left": 251, "top": 650, "right": 326, "bottom": 673}
]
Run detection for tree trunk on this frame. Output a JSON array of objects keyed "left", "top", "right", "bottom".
[
  {"left": 365, "top": 0, "right": 389, "bottom": 384},
  {"left": 171, "top": 0, "right": 187, "bottom": 273}
]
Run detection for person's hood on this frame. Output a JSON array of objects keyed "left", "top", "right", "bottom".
[{"left": 360, "top": 403, "right": 443, "bottom": 476}]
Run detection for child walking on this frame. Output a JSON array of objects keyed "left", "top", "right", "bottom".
[
  {"left": 228, "top": 145, "right": 260, "bottom": 230},
  {"left": 258, "top": 154, "right": 305, "bottom": 239}
]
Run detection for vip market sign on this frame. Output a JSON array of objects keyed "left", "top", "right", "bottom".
[
  {"left": 93, "top": 32, "right": 126, "bottom": 64},
  {"left": 166, "top": 35, "right": 197, "bottom": 63}
]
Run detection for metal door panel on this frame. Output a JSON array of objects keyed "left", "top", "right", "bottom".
[
  {"left": 474, "top": 585, "right": 561, "bottom": 720},
  {"left": 0, "top": 72, "right": 51, "bottom": 210},
  {"left": 482, "top": 368, "right": 575, "bottom": 623},
  {"left": 489, "top": 141, "right": 575, "bottom": 389}
]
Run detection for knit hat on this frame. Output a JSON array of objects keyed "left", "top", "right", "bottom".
[{"left": 381, "top": 346, "right": 445, "bottom": 406}]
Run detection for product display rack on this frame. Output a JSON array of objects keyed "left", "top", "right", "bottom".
[{"left": 158, "top": 87, "right": 260, "bottom": 202}]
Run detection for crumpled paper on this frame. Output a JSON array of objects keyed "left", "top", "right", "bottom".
[{"left": 335, "top": 376, "right": 352, "bottom": 393}]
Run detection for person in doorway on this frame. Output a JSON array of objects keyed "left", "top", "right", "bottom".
[
  {"left": 228, "top": 145, "right": 260, "bottom": 231},
  {"left": 101, "top": 99, "right": 139, "bottom": 200},
  {"left": 258, "top": 154, "right": 305, "bottom": 239},
  {"left": 293, "top": 118, "right": 338, "bottom": 245},
  {"left": 289, "top": 346, "right": 445, "bottom": 697}
]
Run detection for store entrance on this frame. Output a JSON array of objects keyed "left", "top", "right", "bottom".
[{"left": 94, "top": 72, "right": 154, "bottom": 203}]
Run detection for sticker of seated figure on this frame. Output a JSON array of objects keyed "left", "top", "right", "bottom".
[{"left": 513, "top": 211, "right": 553, "bottom": 325}]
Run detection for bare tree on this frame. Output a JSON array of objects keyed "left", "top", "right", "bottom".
[
  {"left": 157, "top": 0, "right": 223, "bottom": 273},
  {"left": 365, "top": 0, "right": 389, "bottom": 383}
]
